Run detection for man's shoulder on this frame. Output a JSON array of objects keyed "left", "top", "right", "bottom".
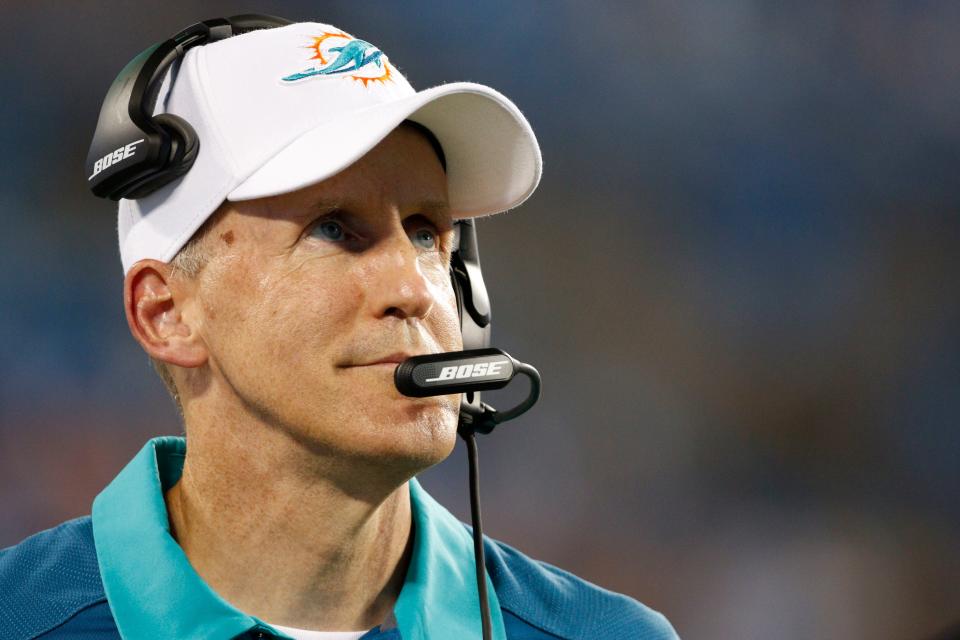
[
  {"left": 478, "top": 530, "right": 679, "bottom": 640},
  {"left": 0, "top": 516, "right": 115, "bottom": 639}
]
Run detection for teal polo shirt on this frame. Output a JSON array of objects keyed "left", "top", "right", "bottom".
[
  {"left": 90, "top": 436, "right": 506, "bottom": 640},
  {"left": 1, "top": 436, "right": 678, "bottom": 639}
]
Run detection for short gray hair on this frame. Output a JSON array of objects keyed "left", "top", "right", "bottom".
[{"left": 147, "top": 208, "right": 219, "bottom": 419}]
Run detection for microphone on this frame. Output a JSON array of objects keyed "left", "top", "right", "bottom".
[
  {"left": 394, "top": 347, "right": 541, "bottom": 434},
  {"left": 395, "top": 347, "right": 515, "bottom": 397}
]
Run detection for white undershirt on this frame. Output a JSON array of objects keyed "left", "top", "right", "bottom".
[{"left": 268, "top": 623, "right": 370, "bottom": 640}]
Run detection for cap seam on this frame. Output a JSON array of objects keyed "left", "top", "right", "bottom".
[
  {"left": 191, "top": 45, "right": 241, "bottom": 176},
  {"left": 117, "top": 202, "right": 132, "bottom": 269}
]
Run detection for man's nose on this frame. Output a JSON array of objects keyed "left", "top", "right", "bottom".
[{"left": 370, "top": 231, "right": 436, "bottom": 321}]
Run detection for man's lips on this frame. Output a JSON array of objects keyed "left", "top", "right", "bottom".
[{"left": 344, "top": 352, "right": 425, "bottom": 367}]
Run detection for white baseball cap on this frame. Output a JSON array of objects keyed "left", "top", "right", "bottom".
[{"left": 117, "top": 21, "right": 542, "bottom": 274}]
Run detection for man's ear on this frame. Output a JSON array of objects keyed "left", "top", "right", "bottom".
[{"left": 123, "top": 260, "right": 208, "bottom": 368}]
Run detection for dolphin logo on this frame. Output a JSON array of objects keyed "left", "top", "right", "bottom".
[{"left": 282, "top": 39, "right": 385, "bottom": 82}]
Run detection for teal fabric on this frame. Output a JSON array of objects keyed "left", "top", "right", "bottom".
[
  {"left": 90, "top": 435, "right": 505, "bottom": 640},
  {"left": 397, "top": 480, "right": 505, "bottom": 639}
]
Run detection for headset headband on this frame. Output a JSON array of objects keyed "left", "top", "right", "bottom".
[{"left": 85, "top": 14, "right": 292, "bottom": 201}]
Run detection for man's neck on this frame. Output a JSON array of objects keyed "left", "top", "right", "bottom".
[{"left": 163, "top": 410, "right": 415, "bottom": 632}]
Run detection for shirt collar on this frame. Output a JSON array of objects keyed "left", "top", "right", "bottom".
[{"left": 91, "top": 435, "right": 505, "bottom": 640}]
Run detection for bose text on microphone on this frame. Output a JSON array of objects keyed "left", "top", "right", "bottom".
[{"left": 394, "top": 348, "right": 515, "bottom": 397}]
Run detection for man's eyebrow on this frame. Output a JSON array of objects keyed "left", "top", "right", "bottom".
[
  {"left": 412, "top": 199, "right": 450, "bottom": 212},
  {"left": 413, "top": 200, "right": 453, "bottom": 225},
  {"left": 303, "top": 199, "right": 344, "bottom": 218},
  {"left": 303, "top": 198, "right": 452, "bottom": 223}
]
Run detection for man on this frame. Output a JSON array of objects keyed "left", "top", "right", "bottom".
[{"left": 0, "top": 18, "right": 679, "bottom": 640}]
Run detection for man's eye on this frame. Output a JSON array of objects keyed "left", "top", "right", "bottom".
[
  {"left": 307, "top": 217, "right": 442, "bottom": 253},
  {"left": 310, "top": 219, "right": 347, "bottom": 242},
  {"left": 412, "top": 227, "right": 438, "bottom": 251}
]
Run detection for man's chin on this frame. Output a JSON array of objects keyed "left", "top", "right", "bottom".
[
  {"left": 363, "top": 411, "right": 458, "bottom": 468},
  {"left": 320, "top": 405, "right": 458, "bottom": 471},
  {"left": 322, "top": 433, "right": 456, "bottom": 499}
]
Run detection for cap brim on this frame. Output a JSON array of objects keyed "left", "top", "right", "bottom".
[{"left": 227, "top": 82, "right": 542, "bottom": 218}]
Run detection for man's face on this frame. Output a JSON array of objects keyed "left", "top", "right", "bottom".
[{"left": 179, "top": 124, "right": 462, "bottom": 471}]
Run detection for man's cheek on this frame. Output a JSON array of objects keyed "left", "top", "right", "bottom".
[
  {"left": 422, "top": 265, "right": 456, "bottom": 307},
  {"left": 256, "top": 301, "right": 338, "bottom": 359},
  {"left": 432, "top": 285, "right": 461, "bottom": 340}
]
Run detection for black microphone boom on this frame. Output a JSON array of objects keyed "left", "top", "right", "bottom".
[{"left": 394, "top": 346, "right": 542, "bottom": 640}]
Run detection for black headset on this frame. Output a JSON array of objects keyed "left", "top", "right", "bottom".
[
  {"left": 87, "top": 16, "right": 539, "bottom": 640},
  {"left": 85, "top": 15, "right": 292, "bottom": 200}
]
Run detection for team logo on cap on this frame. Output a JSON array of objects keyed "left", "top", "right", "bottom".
[{"left": 282, "top": 32, "right": 394, "bottom": 87}]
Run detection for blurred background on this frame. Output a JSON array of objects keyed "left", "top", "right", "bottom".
[{"left": 1, "top": 2, "right": 958, "bottom": 638}]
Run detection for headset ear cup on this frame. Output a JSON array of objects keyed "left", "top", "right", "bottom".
[
  {"left": 120, "top": 114, "right": 199, "bottom": 199},
  {"left": 153, "top": 113, "right": 199, "bottom": 179},
  {"left": 122, "top": 113, "right": 200, "bottom": 199}
]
